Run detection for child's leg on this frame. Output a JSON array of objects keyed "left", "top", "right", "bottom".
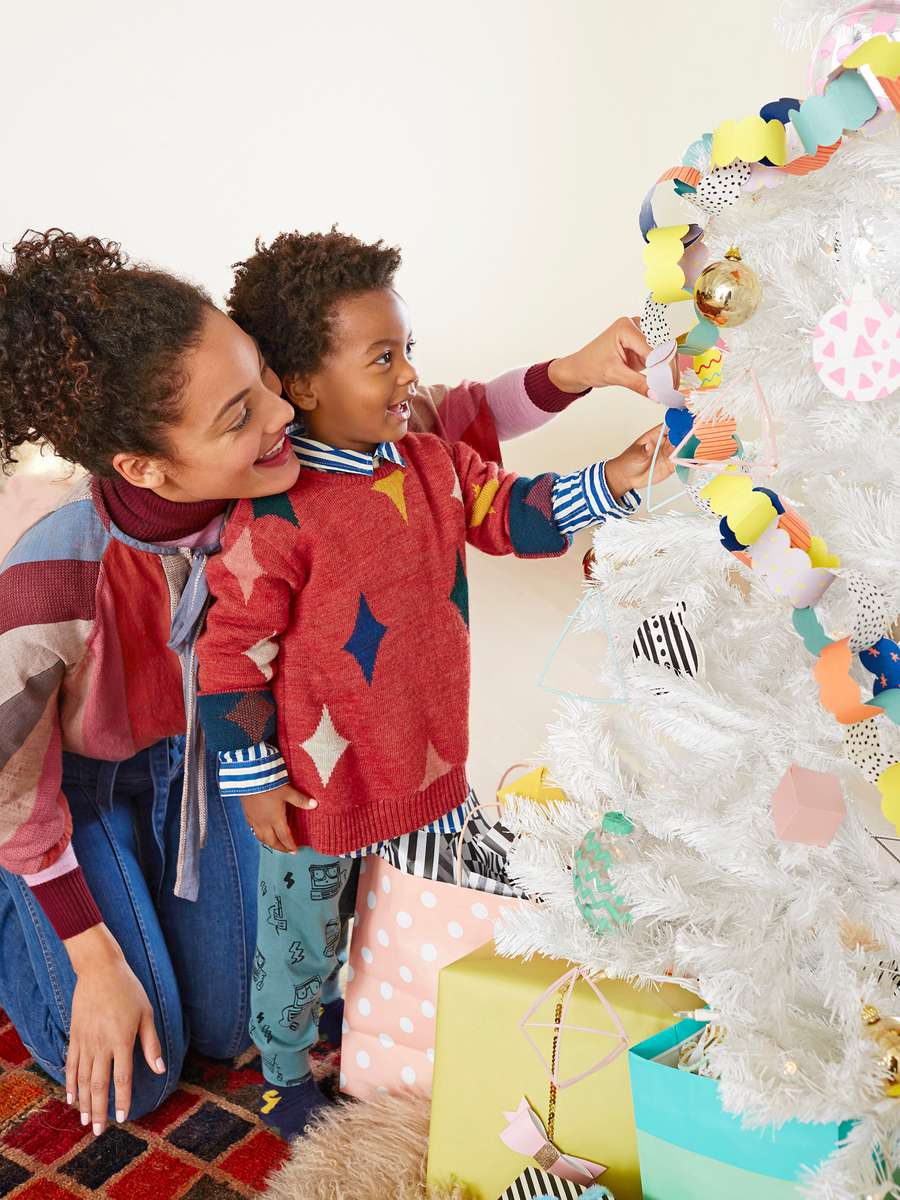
[{"left": 250, "top": 843, "right": 352, "bottom": 1137}]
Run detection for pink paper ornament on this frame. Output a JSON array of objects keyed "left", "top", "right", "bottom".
[
  {"left": 772, "top": 764, "right": 847, "bottom": 847},
  {"left": 812, "top": 286, "right": 900, "bottom": 401},
  {"left": 808, "top": 3, "right": 900, "bottom": 97}
]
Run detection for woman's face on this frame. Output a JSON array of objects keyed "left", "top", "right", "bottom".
[{"left": 121, "top": 306, "right": 300, "bottom": 502}]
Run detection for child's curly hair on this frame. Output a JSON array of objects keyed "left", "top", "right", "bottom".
[
  {"left": 227, "top": 227, "right": 401, "bottom": 381},
  {"left": 0, "top": 229, "right": 210, "bottom": 475}
]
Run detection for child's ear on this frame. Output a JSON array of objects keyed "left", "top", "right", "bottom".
[{"left": 284, "top": 373, "right": 317, "bottom": 412}]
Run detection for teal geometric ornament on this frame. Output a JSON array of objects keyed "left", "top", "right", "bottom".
[
  {"left": 536, "top": 589, "right": 629, "bottom": 705},
  {"left": 573, "top": 813, "right": 634, "bottom": 934}
]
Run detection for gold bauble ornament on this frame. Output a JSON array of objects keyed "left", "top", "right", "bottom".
[
  {"left": 693, "top": 246, "right": 763, "bottom": 328},
  {"left": 861, "top": 1004, "right": 900, "bottom": 1093}
]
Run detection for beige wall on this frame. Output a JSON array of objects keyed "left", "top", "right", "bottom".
[{"left": 0, "top": 0, "right": 806, "bottom": 800}]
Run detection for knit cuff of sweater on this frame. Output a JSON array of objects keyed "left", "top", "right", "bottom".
[
  {"left": 551, "top": 462, "right": 641, "bottom": 535},
  {"left": 219, "top": 741, "right": 288, "bottom": 795},
  {"left": 524, "top": 361, "right": 591, "bottom": 414},
  {"left": 29, "top": 868, "right": 103, "bottom": 940}
]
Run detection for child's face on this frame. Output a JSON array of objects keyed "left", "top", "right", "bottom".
[{"left": 291, "top": 289, "right": 417, "bottom": 453}]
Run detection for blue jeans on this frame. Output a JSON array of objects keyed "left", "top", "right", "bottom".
[{"left": 0, "top": 738, "right": 259, "bottom": 1120}]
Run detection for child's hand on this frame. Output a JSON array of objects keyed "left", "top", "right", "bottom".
[
  {"left": 241, "top": 784, "right": 318, "bottom": 853},
  {"left": 548, "top": 317, "right": 660, "bottom": 398},
  {"left": 604, "top": 425, "right": 675, "bottom": 500}
]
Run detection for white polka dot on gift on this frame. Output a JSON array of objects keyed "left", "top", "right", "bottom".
[
  {"left": 356, "top": 1050, "right": 370, "bottom": 1069},
  {"left": 367, "top": 891, "right": 377, "bottom": 909},
  {"left": 398, "top": 966, "right": 414, "bottom": 983},
  {"left": 379, "top": 1033, "right": 395, "bottom": 1049},
  {"left": 396, "top": 911, "right": 413, "bottom": 929},
  {"left": 471, "top": 902, "right": 488, "bottom": 919},
  {"left": 447, "top": 921, "right": 463, "bottom": 939},
  {"left": 421, "top": 943, "right": 437, "bottom": 962},
  {"left": 420, "top": 1000, "right": 435, "bottom": 1018},
  {"left": 420, "top": 891, "right": 437, "bottom": 908},
  {"left": 376, "top": 928, "right": 390, "bottom": 947},
  {"left": 399, "top": 1016, "right": 414, "bottom": 1034},
  {"left": 358, "top": 997, "right": 372, "bottom": 1016},
  {"left": 401, "top": 1066, "right": 416, "bottom": 1085},
  {"left": 361, "top": 946, "right": 374, "bottom": 964},
  {"left": 381, "top": 875, "right": 392, "bottom": 894},
  {"left": 380, "top": 982, "right": 393, "bottom": 1000}
]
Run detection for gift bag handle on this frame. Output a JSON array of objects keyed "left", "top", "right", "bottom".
[{"left": 496, "top": 762, "right": 537, "bottom": 793}]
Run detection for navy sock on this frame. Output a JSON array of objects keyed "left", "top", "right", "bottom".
[
  {"left": 318, "top": 997, "right": 344, "bottom": 1047},
  {"left": 258, "top": 1075, "right": 332, "bottom": 1141}
]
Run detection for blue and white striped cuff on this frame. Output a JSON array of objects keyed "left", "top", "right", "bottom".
[
  {"left": 551, "top": 462, "right": 641, "bottom": 535},
  {"left": 219, "top": 741, "right": 288, "bottom": 796}
]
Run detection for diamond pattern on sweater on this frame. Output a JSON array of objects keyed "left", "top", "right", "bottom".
[
  {"left": 449, "top": 550, "right": 469, "bottom": 628},
  {"left": 225, "top": 693, "right": 276, "bottom": 743},
  {"left": 243, "top": 634, "right": 279, "bottom": 683},
  {"left": 342, "top": 594, "right": 387, "bottom": 685},
  {"left": 221, "top": 526, "right": 264, "bottom": 604},
  {"left": 469, "top": 479, "right": 499, "bottom": 527},
  {"left": 419, "top": 741, "right": 452, "bottom": 790},
  {"left": 371, "top": 470, "right": 408, "bottom": 523},
  {"left": 251, "top": 493, "right": 299, "bottom": 526},
  {"left": 301, "top": 705, "right": 349, "bottom": 787}
]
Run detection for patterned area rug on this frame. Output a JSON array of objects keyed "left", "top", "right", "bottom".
[{"left": 0, "top": 1008, "right": 340, "bottom": 1199}]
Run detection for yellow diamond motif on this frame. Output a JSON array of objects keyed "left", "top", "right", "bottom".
[
  {"left": 372, "top": 470, "right": 408, "bottom": 523},
  {"left": 470, "top": 479, "right": 499, "bottom": 527}
]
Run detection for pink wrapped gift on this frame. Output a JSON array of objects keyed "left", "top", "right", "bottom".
[{"left": 772, "top": 764, "right": 846, "bottom": 846}]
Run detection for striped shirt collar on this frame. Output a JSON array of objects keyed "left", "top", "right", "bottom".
[{"left": 287, "top": 426, "right": 406, "bottom": 476}]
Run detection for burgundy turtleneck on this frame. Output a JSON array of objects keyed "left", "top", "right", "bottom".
[{"left": 97, "top": 477, "right": 228, "bottom": 543}]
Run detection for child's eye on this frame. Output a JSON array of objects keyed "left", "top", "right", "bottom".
[
  {"left": 230, "top": 407, "right": 251, "bottom": 433},
  {"left": 375, "top": 350, "right": 392, "bottom": 366},
  {"left": 406, "top": 339, "right": 416, "bottom": 356}
]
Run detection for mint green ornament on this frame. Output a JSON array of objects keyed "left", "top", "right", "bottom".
[{"left": 573, "top": 812, "right": 634, "bottom": 934}]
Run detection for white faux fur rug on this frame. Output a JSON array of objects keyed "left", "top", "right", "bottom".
[{"left": 261, "top": 1091, "right": 472, "bottom": 1200}]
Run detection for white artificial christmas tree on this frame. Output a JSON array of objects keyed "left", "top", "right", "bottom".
[{"left": 496, "top": 4, "right": 900, "bottom": 1197}]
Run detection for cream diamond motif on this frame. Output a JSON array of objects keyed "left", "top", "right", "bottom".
[
  {"left": 243, "top": 633, "right": 279, "bottom": 682},
  {"left": 301, "top": 705, "right": 349, "bottom": 787}
]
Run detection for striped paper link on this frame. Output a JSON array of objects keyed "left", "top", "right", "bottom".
[
  {"left": 778, "top": 505, "right": 812, "bottom": 552},
  {"left": 219, "top": 742, "right": 289, "bottom": 794},
  {"left": 692, "top": 415, "right": 738, "bottom": 462},
  {"left": 880, "top": 75, "right": 900, "bottom": 111},
  {"left": 633, "top": 602, "right": 701, "bottom": 678},
  {"left": 657, "top": 165, "right": 702, "bottom": 188},
  {"left": 780, "top": 138, "right": 841, "bottom": 176},
  {"left": 497, "top": 1166, "right": 589, "bottom": 1199}
]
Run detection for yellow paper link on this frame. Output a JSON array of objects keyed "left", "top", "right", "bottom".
[
  {"left": 843, "top": 34, "right": 900, "bottom": 79},
  {"left": 877, "top": 761, "right": 900, "bottom": 832},
  {"left": 712, "top": 116, "right": 788, "bottom": 167},
  {"left": 694, "top": 346, "right": 723, "bottom": 389},
  {"left": 643, "top": 226, "right": 692, "bottom": 303},
  {"left": 807, "top": 535, "right": 840, "bottom": 570},
  {"left": 699, "top": 469, "right": 778, "bottom": 547}
]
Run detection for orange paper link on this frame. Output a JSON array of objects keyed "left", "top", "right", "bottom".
[
  {"left": 778, "top": 506, "right": 812, "bottom": 552},
  {"left": 657, "top": 165, "right": 702, "bottom": 188},
  {"left": 880, "top": 76, "right": 900, "bottom": 112},
  {"left": 780, "top": 140, "right": 841, "bottom": 176},
  {"left": 693, "top": 415, "right": 738, "bottom": 462},
  {"left": 814, "top": 639, "right": 882, "bottom": 725}
]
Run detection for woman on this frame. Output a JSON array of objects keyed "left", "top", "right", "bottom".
[{"left": 0, "top": 228, "right": 659, "bottom": 1136}]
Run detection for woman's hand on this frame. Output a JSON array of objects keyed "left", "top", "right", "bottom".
[
  {"left": 241, "top": 784, "right": 317, "bottom": 853},
  {"left": 548, "top": 317, "right": 654, "bottom": 398},
  {"left": 604, "top": 424, "right": 675, "bottom": 499},
  {"left": 65, "top": 924, "right": 165, "bottom": 1135}
]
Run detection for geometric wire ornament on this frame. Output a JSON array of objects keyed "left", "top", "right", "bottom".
[{"left": 536, "top": 589, "right": 629, "bottom": 705}]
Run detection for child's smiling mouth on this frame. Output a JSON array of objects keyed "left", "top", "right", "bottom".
[{"left": 387, "top": 400, "right": 411, "bottom": 420}]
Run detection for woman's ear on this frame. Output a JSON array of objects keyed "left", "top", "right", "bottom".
[
  {"left": 111, "top": 452, "right": 167, "bottom": 490},
  {"left": 283, "top": 373, "right": 317, "bottom": 412}
]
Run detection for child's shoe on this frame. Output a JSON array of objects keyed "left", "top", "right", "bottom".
[
  {"left": 318, "top": 997, "right": 344, "bottom": 1047},
  {"left": 258, "top": 1075, "right": 333, "bottom": 1140}
]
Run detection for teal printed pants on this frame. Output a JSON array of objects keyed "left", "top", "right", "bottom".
[{"left": 249, "top": 844, "right": 353, "bottom": 1085}]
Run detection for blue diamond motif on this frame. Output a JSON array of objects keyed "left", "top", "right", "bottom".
[
  {"left": 449, "top": 551, "right": 469, "bottom": 628},
  {"left": 342, "top": 594, "right": 388, "bottom": 685}
]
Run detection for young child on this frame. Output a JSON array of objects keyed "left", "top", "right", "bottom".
[{"left": 197, "top": 230, "right": 673, "bottom": 1137}]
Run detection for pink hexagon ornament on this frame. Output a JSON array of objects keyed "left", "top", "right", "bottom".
[{"left": 772, "top": 764, "right": 847, "bottom": 846}]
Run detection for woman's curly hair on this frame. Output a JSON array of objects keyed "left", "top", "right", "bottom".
[
  {"left": 0, "top": 229, "right": 211, "bottom": 476},
  {"left": 227, "top": 227, "right": 401, "bottom": 381}
]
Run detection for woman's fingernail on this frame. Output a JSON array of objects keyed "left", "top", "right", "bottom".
[
  {"left": 66, "top": 1092, "right": 73, "bottom": 1105},
  {"left": 80, "top": 1112, "right": 89, "bottom": 1126},
  {"left": 93, "top": 1122, "right": 102, "bottom": 1136},
  {"left": 116, "top": 1109, "right": 125, "bottom": 1123},
  {"left": 155, "top": 1058, "right": 165, "bottom": 1072}
]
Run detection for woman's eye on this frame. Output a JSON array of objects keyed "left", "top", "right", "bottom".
[{"left": 230, "top": 407, "right": 251, "bottom": 433}]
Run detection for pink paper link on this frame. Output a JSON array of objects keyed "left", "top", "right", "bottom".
[
  {"left": 518, "top": 967, "right": 629, "bottom": 1089},
  {"left": 667, "top": 368, "right": 779, "bottom": 478},
  {"left": 500, "top": 1097, "right": 607, "bottom": 1184},
  {"left": 645, "top": 341, "right": 688, "bottom": 409}
]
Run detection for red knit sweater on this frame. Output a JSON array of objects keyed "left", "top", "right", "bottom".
[{"left": 197, "top": 433, "right": 569, "bottom": 855}]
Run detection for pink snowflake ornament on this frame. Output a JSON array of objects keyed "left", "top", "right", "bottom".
[{"left": 812, "top": 285, "right": 900, "bottom": 402}]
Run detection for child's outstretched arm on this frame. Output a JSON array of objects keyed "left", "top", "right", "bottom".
[
  {"left": 451, "top": 424, "right": 674, "bottom": 558},
  {"left": 197, "top": 501, "right": 315, "bottom": 853}
]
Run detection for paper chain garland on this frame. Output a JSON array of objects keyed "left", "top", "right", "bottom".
[{"left": 637, "top": 23, "right": 900, "bottom": 831}]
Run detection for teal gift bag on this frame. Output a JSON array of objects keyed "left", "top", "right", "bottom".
[{"left": 628, "top": 1020, "right": 851, "bottom": 1199}]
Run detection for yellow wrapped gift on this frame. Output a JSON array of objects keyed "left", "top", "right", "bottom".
[
  {"left": 426, "top": 942, "right": 699, "bottom": 1200},
  {"left": 497, "top": 765, "right": 567, "bottom": 807}
]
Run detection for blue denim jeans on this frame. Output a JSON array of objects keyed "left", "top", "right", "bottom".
[{"left": 0, "top": 737, "right": 259, "bottom": 1120}]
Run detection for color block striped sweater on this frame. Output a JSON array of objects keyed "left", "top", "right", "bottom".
[{"left": 0, "top": 366, "right": 579, "bottom": 938}]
